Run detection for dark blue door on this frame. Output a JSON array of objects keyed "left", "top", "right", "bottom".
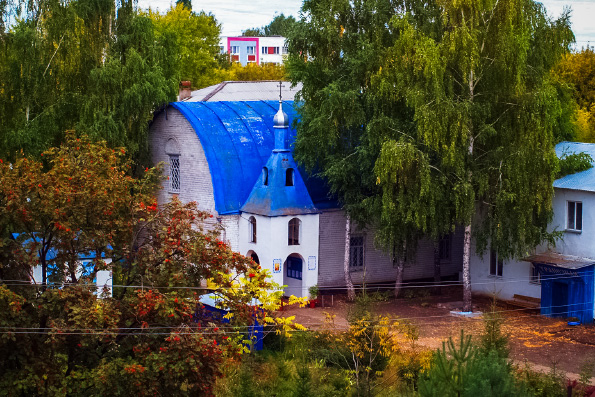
[{"left": 552, "top": 282, "right": 569, "bottom": 317}]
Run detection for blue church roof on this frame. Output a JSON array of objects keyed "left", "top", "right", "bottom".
[
  {"left": 170, "top": 101, "right": 334, "bottom": 215},
  {"left": 555, "top": 142, "right": 595, "bottom": 193}
]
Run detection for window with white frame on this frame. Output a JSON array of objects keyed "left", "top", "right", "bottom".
[
  {"left": 489, "top": 248, "right": 503, "bottom": 277},
  {"left": 246, "top": 46, "right": 255, "bottom": 55},
  {"left": 249, "top": 216, "right": 256, "bottom": 243},
  {"left": 230, "top": 46, "right": 240, "bottom": 54},
  {"left": 350, "top": 235, "right": 364, "bottom": 270},
  {"left": 530, "top": 263, "right": 540, "bottom": 284},
  {"left": 282, "top": 45, "right": 288, "bottom": 54},
  {"left": 567, "top": 201, "right": 583, "bottom": 231},
  {"left": 169, "top": 155, "right": 180, "bottom": 193}
]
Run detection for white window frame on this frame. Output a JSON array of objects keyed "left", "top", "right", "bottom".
[
  {"left": 246, "top": 46, "right": 255, "bottom": 55},
  {"left": 230, "top": 45, "right": 240, "bottom": 54},
  {"left": 169, "top": 155, "right": 180, "bottom": 193},
  {"left": 349, "top": 235, "right": 365, "bottom": 271},
  {"left": 489, "top": 248, "right": 503, "bottom": 277},
  {"left": 567, "top": 200, "right": 583, "bottom": 232}
]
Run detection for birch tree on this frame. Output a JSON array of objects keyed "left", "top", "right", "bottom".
[
  {"left": 287, "top": 0, "right": 449, "bottom": 298},
  {"left": 375, "top": 0, "right": 573, "bottom": 311}
]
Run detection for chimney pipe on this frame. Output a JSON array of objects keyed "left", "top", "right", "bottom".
[{"left": 178, "top": 81, "right": 192, "bottom": 101}]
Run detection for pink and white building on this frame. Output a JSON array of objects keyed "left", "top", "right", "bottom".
[{"left": 219, "top": 36, "right": 287, "bottom": 66}]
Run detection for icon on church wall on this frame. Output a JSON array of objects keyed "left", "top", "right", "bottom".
[
  {"left": 273, "top": 259, "right": 281, "bottom": 273},
  {"left": 308, "top": 256, "right": 316, "bottom": 271}
]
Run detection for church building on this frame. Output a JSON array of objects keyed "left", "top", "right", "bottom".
[{"left": 149, "top": 81, "right": 464, "bottom": 298}]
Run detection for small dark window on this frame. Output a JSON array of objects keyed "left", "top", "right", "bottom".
[
  {"left": 439, "top": 235, "right": 451, "bottom": 261},
  {"left": 490, "top": 249, "right": 503, "bottom": 277},
  {"left": 250, "top": 252, "right": 260, "bottom": 265},
  {"left": 263, "top": 167, "right": 269, "bottom": 186},
  {"left": 286, "top": 168, "right": 294, "bottom": 186},
  {"left": 350, "top": 235, "right": 364, "bottom": 270},
  {"left": 249, "top": 216, "right": 256, "bottom": 243},
  {"left": 288, "top": 218, "right": 300, "bottom": 245},
  {"left": 567, "top": 201, "right": 582, "bottom": 231}
]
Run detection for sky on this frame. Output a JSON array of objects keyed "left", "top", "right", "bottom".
[{"left": 137, "top": 0, "right": 594, "bottom": 48}]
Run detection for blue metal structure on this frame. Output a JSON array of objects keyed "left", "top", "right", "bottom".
[
  {"left": 171, "top": 101, "right": 296, "bottom": 215},
  {"left": 531, "top": 259, "right": 595, "bottom": 324},
  {"left": 171, "top": 100, "right": 333, "bottom": 215}
]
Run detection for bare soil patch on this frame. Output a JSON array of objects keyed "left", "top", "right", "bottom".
[{"left": 283, "top": 287, "right": 595, "bottom": 380}]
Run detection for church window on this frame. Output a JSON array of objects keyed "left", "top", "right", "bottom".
[
  {"left": 350, "top": 235, "right": 364, "bottom": 270},
  {"left": 169, "top": 155, "right": 180, "bottom": 193},
  {"left": 286, "top": 168, "right": 294, "bottom": 186},
  {"left": 249, "top": 216, "right": 257, "bottom": 243},
  {"left": 165, "top": 138, "right": 181, "bottom": 194},
  {"left": 288, "top": 218, "right": 300, "bottom": 245},
  {"left": 263, "top": 167, "right": 269, "bottom": 185}
]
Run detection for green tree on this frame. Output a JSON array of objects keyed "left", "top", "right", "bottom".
[
  {"left": 374, "top": 0, "right": 573, "bottom": 311},
  {"left": 0, "top": 134, "right": 302, "bottom": 394},
  {"left": 148, "top": 4, "right": 223, "bottom": 90},
  {"left": 0, "top": 0, "right": 178, "bottom": 166},
  {"left": 419, "top": 331, "right": 525, "bottom": 397},
  {"left": 243, "top": 13, "right": 297, "bottom": 37},
  {"left": 289, "top": 0, "right": 574, "bottom": 309},
  {"left": 287, "top": 0, "right": 445, "bottom": 299},
  {"left": 555, "top": 46, "right": 595, "bottom": 142},
  {"left": 176, "top": 0, "right": 191, "bottom": 10}
]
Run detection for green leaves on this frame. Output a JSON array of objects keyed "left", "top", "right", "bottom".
[{"left": 0, "top": 0, "right": 180, "bottom": 166}]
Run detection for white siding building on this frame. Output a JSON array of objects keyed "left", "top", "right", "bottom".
[{"left": 470, "top": 142, "right": 595, "bottom": 324}]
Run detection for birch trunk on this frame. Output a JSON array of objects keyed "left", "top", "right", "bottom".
[
  {"left": 462, "top": 224, "right": 472, "bottom": 312},
  {"left": 462, "top": 69, "right": 475, "bottom": 313},
  {"left": 344, "top": 215, "right": 356, "bottom": 301},
  {"left": 393, "top": 243, "right": 405, "bottom": 298},
  {"left": 393, "top": 254, "right": 404, "bottom": 298},
  {"left": 432, "top": 239, "right": 442, "bottom": 295}
]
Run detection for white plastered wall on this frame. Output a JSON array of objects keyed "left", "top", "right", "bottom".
[
  {"left": 471, "top": 188, "right": 595, "bottom": 303},
  {"left": 238, "top": 213, "right": 319, "bottom": 298}
]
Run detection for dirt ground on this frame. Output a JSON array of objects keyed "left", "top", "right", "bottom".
[{"left": 283, "top": 287, "right": 595, "bottom": 383}]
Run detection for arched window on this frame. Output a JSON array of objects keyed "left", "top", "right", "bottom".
[
  {"left": 285, "top": 168, "right": 294, "bottom": 186},
  {"left": 249, "top": 216, "right": 257, "bottom": 243},
  {"left": 263, "top": 167, "right": 269, "bottom": 186},
  {"left": 288, "top": 218, "right": 301, "bottom": 245},
  {"left": 250, "top": 251, "right": 260, "bottom": 265}
]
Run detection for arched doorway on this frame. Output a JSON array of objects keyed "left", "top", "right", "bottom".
[
  {"left": 246, "top": 250, "right": 260, "bottom": 265},
  {"left": 283, "top": 253, "right": 304, "bottom": 298}
]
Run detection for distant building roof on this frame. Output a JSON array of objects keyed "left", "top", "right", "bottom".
[
  {"left": 186, "top": 81, "right": 302, "bottom": 102},
  {"left": 524, "top": 251, "right": 595, "bottom": 269},
  {"left": 555, "top": 142, "right": 595, "bottom": 192}
]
